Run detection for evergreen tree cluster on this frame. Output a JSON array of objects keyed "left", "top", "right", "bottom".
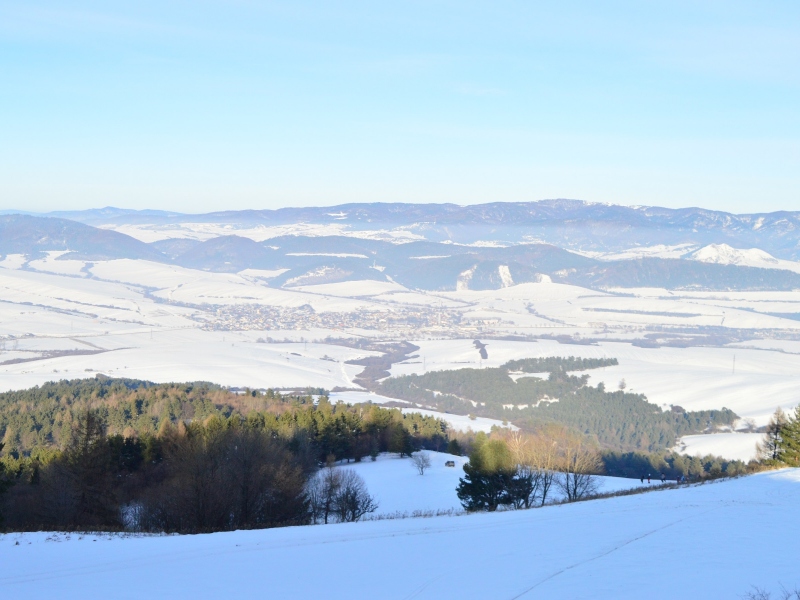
[
  {"left": 377, "top": 359, "right": 737, "bottom": 452},
  {"left": 757, "top": 406, "right": 800, "bottom": 466},
  {"left": 1, "top": 397, "right": 438, "bottom": 533},
  {"left": 601, "top": 450, "right": 749, "bottom": 480},
  {"left": 2, "top": 412, "right": 311, "bottom": 532},
  {"left": 0, "top": 378, "right": 453, "bottom": 532},
  {"left": 0, "top": 376, "right": 447, "bottom": 463},
  {"left": 502, "top": 356, "right": 618, "bottom": 373},
  {"left": 457, "top": 440, "right": 526, "bottom": 511}
]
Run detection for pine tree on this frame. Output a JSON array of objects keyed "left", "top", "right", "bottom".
[
  {"left": 0, "top": 442, "right": 12, "bottom": 527},
  {"left": 388, "top": 424, "right": 414, "bottom": 457},
  {"left": 61, "top": 410, "right": 118, "bottom": 526},
  {"left": 778, "top": 406, "right": 800, "bottom": 467},
  {"left": 456, "top": 440, "right": 517, "bottom": 511},
  {"left": 757, "top": 408, "right": 789, "bottom": 463}
]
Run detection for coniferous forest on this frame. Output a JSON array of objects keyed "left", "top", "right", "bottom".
[
  {"left": 377, "top": 357, "right": 737, "bottom": 452},
  {"left": 0, "top": 368, "right": 754, "bottom": 532},
  {"left": 0, "top": 377, "right": 446, "bottom": 531}
]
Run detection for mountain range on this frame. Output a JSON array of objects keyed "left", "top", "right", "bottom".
[
  {"left": 13, "top": 199, "right": 798, "bottom": 259},
  {"left": 2, "top": 200, "right": 800, "bottom": 292}
]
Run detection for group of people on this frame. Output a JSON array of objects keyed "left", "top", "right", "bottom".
[{"left": 639, "top": 473, "right": 687, "bottom": 484}]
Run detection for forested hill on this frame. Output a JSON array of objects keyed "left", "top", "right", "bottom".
[
  {"left": 0, "top": 377, "right": 447, "bottom": 460},
  {"left": 377, "top": 357, "right": 737, "bottom": 452}
]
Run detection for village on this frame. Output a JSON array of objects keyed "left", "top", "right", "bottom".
[{"left": 195, "top": 302, "right": 501, "bottom": 336}]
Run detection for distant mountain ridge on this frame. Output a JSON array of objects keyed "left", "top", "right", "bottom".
[
  {"left": 0, "top": 214, "right": 164, "bottom": 261},
  {"left": 2, "top": 214, "right": 800, "bottom": 292},
  {"left": 22, "top": 200, "right": 800, "bottom": 260}
]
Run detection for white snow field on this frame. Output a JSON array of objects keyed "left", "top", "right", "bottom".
[
  {"left": 2, "top": 469, "right": 799, "bottom": 599},
  {"left": 343, "top": 452, "right": 642, "bottom": 515},
  {"left": 2, "top": 254, "right": 800, "bottom": 459},
  {"left": 675, "top": 432, "right": 763, "bottom": 462}
]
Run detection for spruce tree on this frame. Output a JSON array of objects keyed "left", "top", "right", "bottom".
[
  {"left": 456, "top": 440, "right": 517, "bottom": 511},
  {"left": 757, "top": 408, "right": 789, "bottom": 463},
  {"left": 0, "top": 442, "right": 11, "bottom": 527},
  {"left": 62, "top": 410, "right": 118, "bottom": 526},
  {"left": 779, "top": 406, "right": 800, "bottom": 467}
]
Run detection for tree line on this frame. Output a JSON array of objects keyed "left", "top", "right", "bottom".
[
  {"left": 377, "top": 361, "right": 737, "bottom": 452},
  {"left": 0, "top": 378, "right": 452, "bottom": 532},
  {"left": 502, "top": 356, "right": 618, "bottom": 373},
  {"left": 600, "top": 450, "right": 748, "bottom": 480},
  {"left": 456, "top": 426, "right": 604, "bottom": 511},
  {"left": 0, "top": 376, "right": 447, "bottom": 462},
  {"left": 454, "top": 425, "right": 756, "bottom": 513}
]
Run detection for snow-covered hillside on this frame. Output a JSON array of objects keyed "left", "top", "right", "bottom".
[
  {"left": 342, "top": 452, "right": 642, "bottom": 515},
  {"left": 674, "top": 432, "right": 762, "bottom": 462},
  {"left": 3, "top": 469, "right": 798, "bottom": 599},
  {"left": 689, "top": 243, "right": 800, "bottom": 274}
]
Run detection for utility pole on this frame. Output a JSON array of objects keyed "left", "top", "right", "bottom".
[{"left": 732, "top": 354, "right": 736, "bottom": 375}]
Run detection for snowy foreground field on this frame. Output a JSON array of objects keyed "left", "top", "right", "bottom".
[{"left": 2, "top": 469, "right": 798, "bottom": 599}]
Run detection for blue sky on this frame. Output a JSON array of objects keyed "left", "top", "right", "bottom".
[{"left": 1, "top": 1, "right": 798, "bottom": 213}]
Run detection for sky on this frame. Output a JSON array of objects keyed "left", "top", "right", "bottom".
[{"left": 0, "top": 1, "right": 798, "bottom": 214}]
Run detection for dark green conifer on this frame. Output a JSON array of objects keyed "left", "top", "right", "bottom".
[{"left": 778, "top": 406, "right": 800, "bottom": 467}]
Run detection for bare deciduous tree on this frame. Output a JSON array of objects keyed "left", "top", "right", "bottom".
[
  {"left": 742, "top": 585, "right": 800, "bottom": 600},
  {"left": 307, "top": 465, "right": 342, "bottom": 525},
  {"left": 411, "top": 452, "right": 432, "bottom": 475},
  {"left": 333, "top": 469, "right": 378, "bottom": 522},
  {"left": 503, "top": 428, "right": 560, "bottom": 506},
  {"left": 556, "top": 432, "right": 602, "bottom": 502},
  {"left": 308, "top": 467, "right": 378, "bottom": 523}
]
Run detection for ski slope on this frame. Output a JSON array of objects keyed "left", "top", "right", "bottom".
[{"left": 2, "top": 469, "right": 798, "bottom": 599}]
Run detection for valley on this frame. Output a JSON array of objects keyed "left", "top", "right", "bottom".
[{"left": 3, "top": 207, "right": 800, "bottom": 463}]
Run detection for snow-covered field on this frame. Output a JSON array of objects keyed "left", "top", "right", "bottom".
[
  {"left": 393, "top": 338, "right": 800, "bottom": 427},
  {"left": 1, "top": 253, "right": 799, "bottom": 460},
  {"left": 343, "top": 451, "right": 643, "bottom": 515},
  {"left": 3, "top": 469, "right": 798, "bottom": 599},
  {"left": 675, "top": 432, "right": 763, "bottom": 462}
]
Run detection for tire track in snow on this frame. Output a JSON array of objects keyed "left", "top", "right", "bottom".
[{"left": 508, "top": 507, "right": 716, "bottom": 599}]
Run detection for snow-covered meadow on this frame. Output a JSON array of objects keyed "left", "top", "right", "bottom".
[
  {"left": 341, "top": 451, "right": 644, "bottom": 516},
  {"left": 1, "top": 252, "right": 799, "bottom": 460},
  {"left": 3, "top": 468, "right": 798, "bottom": 599}
]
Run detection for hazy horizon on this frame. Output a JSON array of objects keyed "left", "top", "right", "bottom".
[
  {"left": 2, "top": 1, "right": 798, "bottom": 214},
  {"left": 3, "top": 196, "right": 800, "bottom": 217}
]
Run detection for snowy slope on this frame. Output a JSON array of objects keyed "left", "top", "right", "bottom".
[
  {"left": 344, "top": 452, "right": 643, "bottom": 515},
  {"left": 689, "top": 243, "right": 800, "bottom": 274},
  {"left": 2, "top": 469, "right": 799, "bottom": 599},
  {"left": 675, "top": 432, "right": 762, "bottom": 462}
]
